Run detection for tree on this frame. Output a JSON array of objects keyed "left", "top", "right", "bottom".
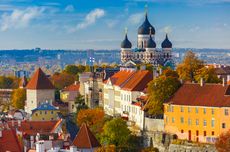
[
  {"left": 215, "top": 130, "right": 230, "bottom": 152},
  {"left": 77, "top": 108, "right": 105, "bottom": 135},
  {"left": 194, "top": 66, "right": 221, "bottom": 83},
  {"left": 101, "top": 118, "right": 131, "bottom": 147},
  {"left": 11, "top": 88, "right": 26, "bottom": 109},
  {"left": 176, "top": 51, "right": 204, "bottom": 81},
  {"left": 162, "top": 68, "right": 179, "bottom": 78},
  {"left": 0, "top": 76, "right": 19, "bottom": 89},
  {"left": 64, "top": 65, "right": 79, "bottom": 75},
  {"left": 146, "top": 75, "right": 181, "bottom": 115},
  {"left": 51, "top": 72, "right": 75, "bottom": 89},
  {"left": 75, "top": 95, "right": 88, "bottom": 112}
]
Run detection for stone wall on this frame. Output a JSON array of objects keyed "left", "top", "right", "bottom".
[
  {"left": 144, "top": 117, "right": 164, "bottom": 132},
  {"left": 168, "top": 144, "right": 217, "bottom": 152}
]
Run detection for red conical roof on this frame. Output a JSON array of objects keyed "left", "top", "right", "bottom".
[
  {"left": 26, "top": 68, "right": 55, "bottom": 90},
  {"left": 72, "top": 123, "right": 101, "bottom": 149}
]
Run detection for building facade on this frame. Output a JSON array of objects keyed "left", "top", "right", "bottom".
[
  {"left": 103, "top": 68, "right": 153, "bottom": 129},
  {"left": 120, "top": 11, "right": 173, "bottom": 67},
  {"left": 31, "top": 102, "right": 59, "bottom": 121},
  {"left": 25, "top": 68, "right": 55, "bottom": 114},
  {"left": 164, "top": 83, "right": 230, "bottom": 143}
]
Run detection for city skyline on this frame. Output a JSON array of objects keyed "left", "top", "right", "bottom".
[{"left": 0, "top": 0, "right": 229, "bottom": 50}]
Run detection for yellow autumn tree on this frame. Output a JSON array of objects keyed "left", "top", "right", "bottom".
[{"left": 11, "top": 88, "right": 26, "bottom": 109}]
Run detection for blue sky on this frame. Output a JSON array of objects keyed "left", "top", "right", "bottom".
[{"left": 0, "top": 0, "right": 229, "bottom": 49}]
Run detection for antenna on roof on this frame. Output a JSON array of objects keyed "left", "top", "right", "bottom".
[{"left": 145, "top": 4, "right": 148, "bottom": 16}]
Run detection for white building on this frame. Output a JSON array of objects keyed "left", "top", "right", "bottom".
[
  {"left": 121, "top": 10, "right": 174, "bottom": 68},
  {"left": 25, "top": 68, "right": 55, "bottom": 114},
  {"left": 103, "top": 68, "right": 153, "bottom": 129}
]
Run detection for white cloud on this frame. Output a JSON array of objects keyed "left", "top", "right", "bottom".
[
  {"left": 65, "top": 5, "right": 74, "bottom": 12},
  {"left": 106, "top": 19, "right": 119, "bottom": 28},
  {"left": 69, "top": 8, "right": 105, "bottom": 32},
  {"left": 128, "top": 13, "right": 143, "bottom": 25},
  {"left": 0, "top": 7, "right": 44, "bottom": 31}
]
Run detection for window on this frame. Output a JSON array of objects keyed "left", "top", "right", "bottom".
[
  {"left": 225, "top": 109, "right": 229, "bottom": 116},
  {"left": 204, "top": 131, "right": 207, "bottom": 136},
  {"left": 212, "top": 131, "right": 215, "bottom": 136},
  {"left": 180, "top": 117, "right": 184, "bottom": 124},
  {"left": 211, "top": 108, "right": 215, "bottom": 115},
  {"left": 172, "top": 117, "right": 175, "bottom": 123},
  {"left": 195, "top": 107, "right": 199, "bottom": 114},
  {"left": 40, "top": 111, "right": 42, "bottom": 114},
  {"left": 188, "top": 118, "right": 192, "bottom": 125},
  {"left": 166, "top": 117, "right": 168, "bottom": 123},
  {"left": 211, "top": 119, "right": 215, "bottom": 127},
  {"left": 72, "top": 105, "right": 74, "bottom": 109},
  {"left": 51, "top": 111, "right": 53, "bottom": 114},
  {"left": 181, "top": 130, "right": 184, "bottom": 133},
  {"left": 196, "top": 119, "right": 199, "bottom": 126},
  {"left": 42, "top": 118, "right": 45, "bottom": 120},
  {"left": 196, "top": 130, "right": 199, "bottom": 136},
  {"left": 45, "top": 111, "right": 47, "bottom": 114},
  {"left": 188, "top": 107, "right": 191, "bottom": 113},
  {"left": 169, "top": 105, "right": 174, "bottom": 112},
  {"left": 203, "top": 120, "right": 207, "bottom": 127},
  {"left": 181, "top": 106, "right": 184, "bottom": 112},
  {"left": 203, "top": 108, "right": 206, "bottom": 114},
  {"left": 222, "top": 123, "right": 226, "bottom": 129},
  {"left": 35, "top": 113, "right": 38, "bottom": 116},
  {"left": 31, "top": 100, "right": 33, "bottom": 104},
  {"left": 51, "top": 118, "right": 54, "bottom": 120}
]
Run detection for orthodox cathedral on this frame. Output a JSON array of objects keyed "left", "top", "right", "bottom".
[{"left": 120, "top": 11, "right": 174, "bottom": 67}]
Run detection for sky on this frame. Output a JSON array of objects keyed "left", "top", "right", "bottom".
[{"left": 0, "top": 0, "right": 229, "bottom": 50}]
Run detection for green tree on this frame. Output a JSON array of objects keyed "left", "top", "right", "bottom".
[
  {"left": 176, "top": 51, "right": 204, "bottom": 81},
  {"left": 101, "top": 118, "right": 131, "bottom": 147},
  {"left": 75, "top": 95, "right": 88, "bottom": 112},
  {"left": 11, "top": 88, "right": 26, "bottom": 109},
  {"left": 194, "top": 66, "right": 221, "bottom": 83},
  {"left": 0, "top": 76, "right": 19, "bottom": 89},
  {"left": 146, "top": 76, "right": 181, "bottom": 115},
  {"left": 64, "top": 65, "right": 79, "bottom": 75}
]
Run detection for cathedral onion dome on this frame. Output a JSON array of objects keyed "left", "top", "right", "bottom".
[
  {"left": 121, "top": 33, "right": 132, "bottom": 48},
  {"left": 146, "top": 35, "right": 156, "bottom": 48},
  {"left": 138, "top": 13, "right": 155, "bottom": 35},
  {"left": 161, "top": 34, "right": 172, "bottom": 48}
]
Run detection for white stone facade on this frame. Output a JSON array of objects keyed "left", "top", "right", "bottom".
[{"left": 25, "top": 89, "right": 55, "bottom": 114}]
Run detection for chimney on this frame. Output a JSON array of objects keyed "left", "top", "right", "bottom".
[
  {"left": 180, "top": 79, "right": 183, "bottom": 84},
  {"left": 74, "top": 81, "right": 78, "bottom": 85},
  {"left": 223, "top": 77, "right": 226, "bottom": 87},
  {"left": 70, "top": 146, "right": 77, "bottom": 152},
  {"left": 18, "top": 120, "right": 21, "bottom": 127},
  {"left": 36, "top": 140, "right": 45, "bottom": 152},
  {"left": 0, "top": 130, "right": 2, "bottom": 138},
  {"left": 200, "top": 78, "right": 204, "bottom": 87}
]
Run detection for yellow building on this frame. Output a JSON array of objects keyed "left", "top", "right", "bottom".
[
  {"left": 31, "top": 102, "right": 59, "bottom": 121},
  {"left": 164, "top": 83, "right": 230, "bottom": 143}
]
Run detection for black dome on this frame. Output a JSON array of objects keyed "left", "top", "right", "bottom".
[
  {"left": 146, "top": 35, "right": 156, "bottom": 48},
  {"left": 161, "top": 34, "right": 172, "bottom": 48},
  {"left": 138, "top": 14, "right": 155, "bottom": 35},
  {"left": 121, "top": 34, "right": 132, "bottom": 48}
]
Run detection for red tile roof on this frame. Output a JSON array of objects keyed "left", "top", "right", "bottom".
[
  {"left": 26, "top": 68, "right": 55, "bottom": 90},
  {"left": 108, "top": 70, "right": 153, "bottom": 91},
  {"left": 0, "top": 129, "right": 22, "bottom": 152},
  {"left": 72, "top": 123, "right": 100, "bottom": 149},
  {"left": 62, "top": 82, "right": 80, "bottom": 91},
  {"left": 2, "top": 119, "right": 62, "bottom": 135},
  {"left": 166, "top": 83, "right": 230, "bottom": 107}
]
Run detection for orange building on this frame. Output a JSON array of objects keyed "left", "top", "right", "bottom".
[{"left": 164, "top": 83, "right": 230, "bottom": 143}]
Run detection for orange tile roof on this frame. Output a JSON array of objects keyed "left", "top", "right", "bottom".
[
  {"left": 62, "top": 82, "right": 80, "bottom": 91},
  {"left": 26, "top": 68, "right": 55, "bottom": 90},
  {"left": 3, "top": 119, "right": 62, "bottom": 135},
  {"left": 0, "top": 129, "right": 22, "bottom": 152},
  {"left": 108, "top": 70, "right": 153, "bottom": 91},
  {"left": 72, "top": 123, "right": 100, "bottom": 149},
  {"left": 166, "top": 83, "right": 230, "bottom": 107}
]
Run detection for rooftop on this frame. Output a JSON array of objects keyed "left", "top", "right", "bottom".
[
  {"left": 166, "top": 83, "right": 230, "bottom": 107},
  {"left": 26, "top": 68, "right": 55, "bottom": 90}
]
